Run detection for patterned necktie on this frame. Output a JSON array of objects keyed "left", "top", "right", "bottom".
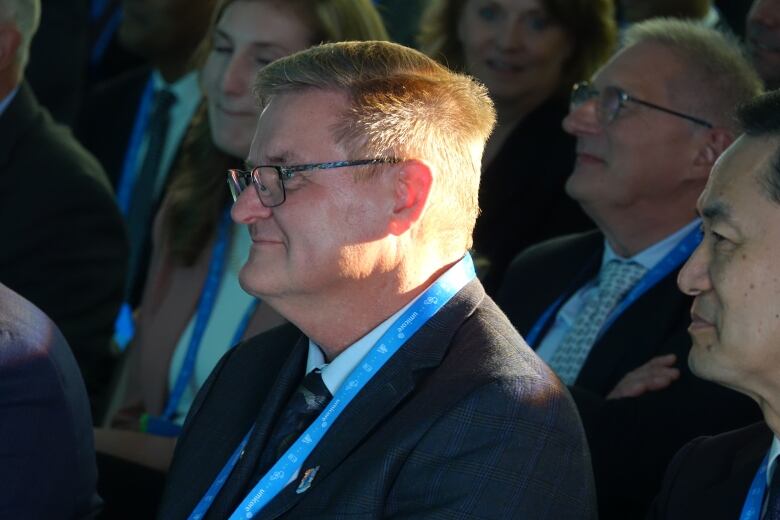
[
  {"left": 126, "top": 88, "right": 177, "bottom": 289},
  {"left": 549, "top": 260, "right": 647, "bottom": 385},
  {"left": 766, "top": 465, "right": 780, "bottom": 520},
  {"left": 256, "top": 368, "right": 333, "bottom": 476}
]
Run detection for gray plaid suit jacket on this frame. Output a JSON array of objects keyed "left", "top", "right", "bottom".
[{"left": 159, "top": 279, "right": 596, "bottom": 519}]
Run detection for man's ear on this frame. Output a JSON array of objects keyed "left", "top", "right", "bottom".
[
  {"left": 0, "top": 23, "right": 21, "bottom": 73},
  {"left": 692, "top": 127, "right": 734, "bottom": 179},
  {"left": 388, "top": 160, "right": 432, "bottom": 236}
]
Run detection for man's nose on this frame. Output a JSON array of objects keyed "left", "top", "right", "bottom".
[
  {"left": 562, "top": 97, "right": 602, "bottom": 136},
  {"left": 677, "top": 242, "right": 712, "bottom": 296},
  {"left": 231, "top": 187, "right": 273, "bottom": 224}
]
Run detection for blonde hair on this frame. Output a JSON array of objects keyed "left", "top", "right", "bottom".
[
  {"left": 624, "top": 19, "right": 764, "bottom": 132},
  {"left": 255, "top": 41, "right": 497, "bottom": 253}
]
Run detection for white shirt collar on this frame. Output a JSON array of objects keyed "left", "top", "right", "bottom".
[
  {"left": 306, "top": 295, "right": 421, "bottom": 395},
  {"left": 767, "top": 436, "right": 780, "bottom": 486},
  {"left": 305, "top": 289, "right": 427, "bottom": 395},
  {"left": 151, "top": 69, "right": 200, "bottom": 101},
  {"left": 602, "top": 219, "right": 700, "bottom": 271}
]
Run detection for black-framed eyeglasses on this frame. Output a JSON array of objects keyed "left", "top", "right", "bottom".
[
  {"left": 227, "top": 158, "right": 401, "bottom": 208},
  {"left": 570, "top": 81, "right": 713, "bottom": 129}
]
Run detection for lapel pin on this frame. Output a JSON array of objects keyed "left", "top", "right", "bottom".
[{"left": 296, "top": 466, "right": 320, "bottom": 494}]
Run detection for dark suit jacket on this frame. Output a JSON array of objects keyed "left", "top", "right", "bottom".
[
  {"left": 26, "top": 0, "right": 90, "bottom": 126},
  {"left": 160, "top": 280, "right": 597, "bottom": 519},
  {"left": 77, "top": 67, "right": 199, "bottom": 304},
  {"left": 0, "top": 82, "right": 128, "bottom": 417},
  {"left": 650, "top": 421, "right": 771, "bottom": 519},
  {"left": 472, "top": 97, "right": 594, "bottom": 295},
  {"left": 77, "top": 66, "right": 152, "bottom": 189},
  {"left": 497, "top": 230, "right": 762, "bottom": 520},
  {"left": 0, "top": 282, "right": 101, "bottom": 519}
]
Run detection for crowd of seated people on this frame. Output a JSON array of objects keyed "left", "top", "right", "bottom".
[
  {"left": 3, "top": 0, "right": 780, "bottom": 518},
  {"left": 418, "top": 0, "right": 615, "bottom": 294}
]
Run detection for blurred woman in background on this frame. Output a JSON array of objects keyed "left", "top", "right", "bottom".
[
  {"left": 419, "top": 0, "right": 616, "bottom": 293},
  {"left": 103, "top": 0, "right": 388, "bottom": 448}
]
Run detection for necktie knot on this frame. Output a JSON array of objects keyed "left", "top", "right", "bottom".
[
  {"left": 152, "top": 88, "right": 177, "bottom": 115},
  {"left": 598, "top": 260, "right": 647, "bottom": 299}
]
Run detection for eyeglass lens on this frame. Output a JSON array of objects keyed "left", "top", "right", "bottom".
[
  {"left": 228, "top": 168, "right": 283, "bottom": 206},
  {"left": 571, "top": 83, "right": 624, "bottom": 126}
]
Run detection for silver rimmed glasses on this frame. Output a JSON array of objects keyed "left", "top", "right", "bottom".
[{"left": 571, "top": 81, "right": 713, "bottom": 128}]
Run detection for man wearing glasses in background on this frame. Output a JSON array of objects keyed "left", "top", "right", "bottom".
[
  {"left": 158, "top": 41, "right": 596, "bottom": 519},
  {"left": 497, "top": 19, "right": 763, "bottom": 520}
]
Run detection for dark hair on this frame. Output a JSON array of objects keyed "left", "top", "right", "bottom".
[
  {"left": 738, "top": 90, "right": 780, "bottom": 204},
  {"left": 418, "top": 0, "right": 617, "bottom": 94}
]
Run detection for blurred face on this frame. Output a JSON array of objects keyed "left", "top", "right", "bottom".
[
  {"left": 678, "top": 135, "right": 780, "bottom": 399},
  {"left": 231, "top": 90, "right": 394, "bottom": 303},
  {"left": 120, "top": 0, "right": 215, "bottom": 61},
  {"left": 746, "top": 0, "right": 780, "bottom": 90},
  {"left": 563, "top": 42, "right": 705, "bottom": 225},
  {"left": 457, "top": 0, "right": 572, "bottom": 107},
  {"left": 203, "top": 1, "right": 314, "bottom": 158}
]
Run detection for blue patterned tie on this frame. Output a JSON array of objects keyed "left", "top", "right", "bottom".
[
  {"left": 549, "top": 260, "right": 647, "bottom": 385},
  {"left": 257, "top": 368, "right": 332, "bottom": 476}
]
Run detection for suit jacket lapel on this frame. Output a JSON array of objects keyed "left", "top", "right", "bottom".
[
  {"left": 516, "top": 231, "right": 604, "bottom": 338},
  {"left": 257, "top": 280, "right": 485, "bottom": 520},
  {"left": 695, "top": 427, "right": 771, "bottom": 518},
  {"left": 208, "top": 336, "right": 308, "bottom": 519},
  {"left": 0, "top": 83, "right": 38, "bottom": 170}
]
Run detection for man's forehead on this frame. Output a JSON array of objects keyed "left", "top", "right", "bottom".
[
  {"left": 248, "top": 91, "right": 348, "bottom": 164},
  {"left": 593, "top": 42, "right": 681, "bottom": 96},
  {"left": 700, "top": 135, "right": 780, "bottom": 216}
]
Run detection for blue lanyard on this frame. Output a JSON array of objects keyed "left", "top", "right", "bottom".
[
  {"left": 188, "top": 254, "right": 477, "bottom": 520},
  {"left": 143, "top": 208, "right": 259, "bottom": 436},
  {"left": 740, "top": 454, "right": 769, "bottom": 520},
  {"left": 116, "top": 76, "right": 155, "bottom": 214},
  {"left": 525, "top": 226, "right": 702, "bottom": 347},
  {"left": 90, "top": 6, "right": 122, "bottom": 69}
]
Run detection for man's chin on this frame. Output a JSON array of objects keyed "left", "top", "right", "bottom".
[{"left": 687, "top": 339, "right": 724, "bottom": 382}]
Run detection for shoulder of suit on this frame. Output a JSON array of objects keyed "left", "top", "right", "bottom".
[
  {"left": 690, "top": 421, "right": 772, "bottom": 456},
  {"left": 7, "top": 88, "right": 115, "bottom": 197},
  {"left": 0, "top": 283, "right": 65, "bottom": 371},
  {"left": 503, "top": 229, "right": 602, "bottom": 280}
]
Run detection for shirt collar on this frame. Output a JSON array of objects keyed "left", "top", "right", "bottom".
[
  {"left": 0, "top": 86, "right": 20, "bottom": 118},
  {"left": 602, "top": 219, "right": 700, "bottom": 271},
  {"left": 306, "top": 294, "right": 421, "bottom": 395},
  {"left": 767, "top": 436, "right": 780, "bottom": 486},
  {"left": 151, "top": 69, "right": 200, "bottom": 102}
]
